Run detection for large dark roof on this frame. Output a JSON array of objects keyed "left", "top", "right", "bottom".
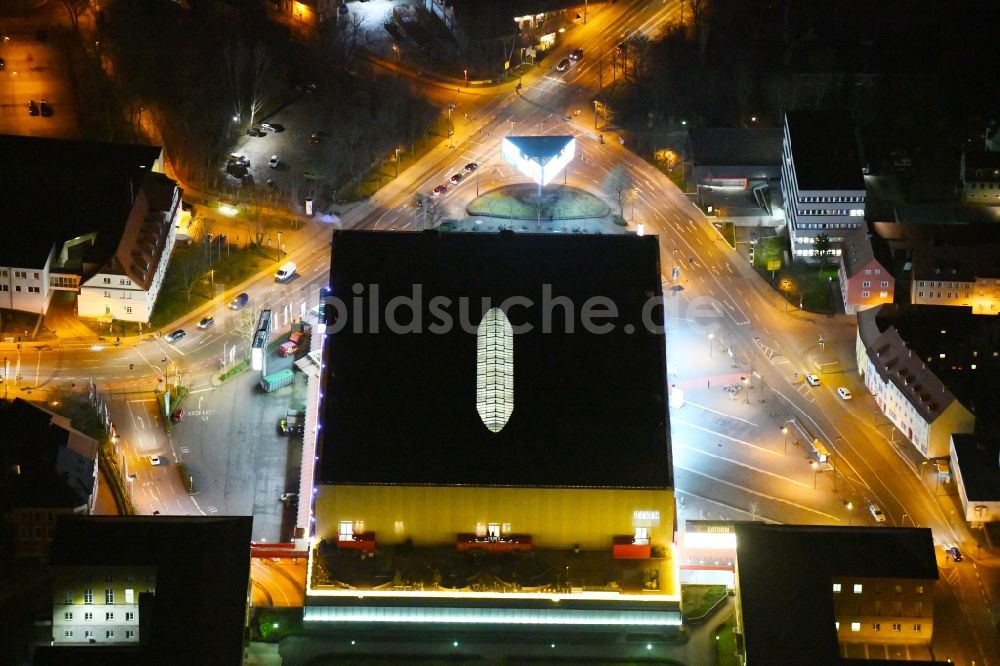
[
  {"left": 911, "top": 243, "right": 1000, "bottom": 282},
  {"left": 320, "top": 230, "right": 672, "bottom": 489},
  {"left": 735, "top": 523, "right": 938, "bottom": 666},
  {"left": 857, "top": 304, "right": 1000, "bottom": 418},
  {"left": 690, "top": 128, "right": 783, "bottom": 167},
  {"left": 0, "top": 134, "right": 162, "bottom": 268},
  {"left": 951, "top": 434, "right": 1000, "bottom": 502},
  {"left": 840, "top": 226, "right": 893, "bottom": 279},
  {"left": 785, "top": 111, "right": 864, "bottom": 191},
  {"left": 0, "top": 399, "right": 97, "bottom": 510},
  {"left": 39, "top": 516, "right": 252, "bottom": 666}
]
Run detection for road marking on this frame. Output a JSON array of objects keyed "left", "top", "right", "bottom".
[
  {"left": 671, "top": 418, "right": 780, "bottom": 456},
  {"left": 677, "top": 442, "right": 815, "bottom": 490},
  {"left": 675, "top": 489, "right": 780, "bottom": 524},
  {"left": 682, "top": 400, "right": 758, "bottom": 426},
  {"left": 676, "top": 465, "right": 840, "bottom": 521}
]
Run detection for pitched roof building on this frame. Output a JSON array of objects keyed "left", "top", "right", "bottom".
[
  {"left": 734, "top": 523, "right": 939, "bottom": 665},
  {"left": 910, "top": 243, "right": 1000, "bottom": 314},
  {"left": 0, "top": 398, "right": 99, "bottom": 559},
  {"left": 838, "top": 227, "right": 895, "bottom": 315}
]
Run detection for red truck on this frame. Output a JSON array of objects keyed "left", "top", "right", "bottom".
[{"left": 277, "top": 331, "right": 305, "bottom": 357}]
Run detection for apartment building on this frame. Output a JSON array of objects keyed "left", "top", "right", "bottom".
[
  {"left": 910, "top": 244, "right": 1000, "bottom": 314},
  {"left": 51, "top": 565, "right": 155, "bottom": 645},
  {"left": 961, "top": 151, "right": 1000, "bottom": 204},
  {"left": 855, "top": 304, "right": 996, "bottom": 458},
  {"left": 950, "top": 434, "right": 1000, "bottom": 526},
  {"left": 838, "top": 227, "right": 894, "bottom": 315},
  {"left": 780, "top": 111, "right": 866, "bottom": 259}
]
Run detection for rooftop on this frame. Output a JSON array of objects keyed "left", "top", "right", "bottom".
[
  {"left": 690, "top": 127, "right": 783, "bottom": 167},
  {"left": 857, "top": 304, "right": 1000, "bottom": 420},
  {"left": 0, "top": 134, "right": 163, "bottom": 268},
  {"left": 784, "top": 111, "right": 865, "bottom": 191},
  {"left": 320, "top": 230, "right": 672, "bottom": 489},
  {"left": 951, "top": 434, "right": 1000, "bottom": 502},
  {"left": 841, "top": 226, "right": 893, "bottom": 279},
  {"left": 734, "top": 523, "right": 937, "bottom": 666},
  {"left": 37, "top": 516, "right": 252, "bottom": 666},
  {"left": 0, "top": 399, "right": 98, "bottom": 510},
  {"left": 911, "top": 243, "right": 1000, "bottom": 282}
]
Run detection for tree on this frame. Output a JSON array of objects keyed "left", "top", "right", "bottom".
[
  {"left": 60, "top": 0, "right": 90, "bottom": 34},
  {"left": 174, "top": 251, "right": 207, "bottom": 302},
  {"left": 813, "top": 233, "right": 832, "bottom": 266},
  {"left": 603, "top": 165, "right": 634, "bottom": 220},
  {"left": 245, "top": 42, "right": 274, "bottom": 129}
]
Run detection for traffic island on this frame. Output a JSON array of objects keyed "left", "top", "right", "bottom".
[{"left": 467, "top": 183, "right": 610, "bottom": 221}]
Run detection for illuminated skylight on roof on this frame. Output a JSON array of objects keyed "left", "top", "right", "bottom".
[{"left": 476, "top": 307, "right": 514, "bottom": 433}]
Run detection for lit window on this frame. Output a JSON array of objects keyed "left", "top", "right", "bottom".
[
  {"left": 105, "top": 589, "right": 114, "bottom": 604},
  {"left": 913, "top": 623, "right": 921, "bottom": 631},
  {"left": 915, "top": 585, "right": 923, "bottom": 594},
  {"left": 853, "top": 584, "right": 863, "bottom": 594},
  {"left": 338, "top": 521, "right": 354, "bottom": 541},
  {"left": 892, "top": 623, "right": 901, "bottom": 631},
  {"left": 487, "top": 523, "right": 502, "bottom": 539},
  {"left": 634, "top": 527, "right": 649, "bottom": 545},
  {"left": 850, "top": 622, "right": 861, "bottom": 632},
  {"left": 394, "top": 521, "right": 405, "bottom": 535},
  {"left": 476, "top": 307, "right": 514, "bottom": 433},
  {"left": 84, "top": 589, "right": 93, "bottom": 604},
  {"left": 873, "top": 623, "right": 880, "bottom": 631},
  {"left": 835, "top": 621, "right": 840, "bottom": 631},
  {"left": 833, "top": 583, "right": 842, "bottom": 593},
  {"left": 475, "top": 522, "right": 487, "bottom": 537},
  {"left": 125, "top": 589, "right": 134, "bottom": 604}
]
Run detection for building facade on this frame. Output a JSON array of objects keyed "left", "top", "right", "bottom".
[
  {"left": 910, "top": 244, "right": 1000, "bottom": 314},
  {"left": 855, "top": 305, "right": 980, "bottom": 458},
  {"left": 950, "top": 434, "right": 1000, "bottom": 525},
  {"left": 961, "top": 151, "right": 1000, "bottom": 204},
  {"left": 781, "top": 111, "right": 866, "bottom": 259},
  {"left": 51, "top": 565, "right": 156, "bottom": 645},
  {"left": 838, "top": 228, "right": 894, "bottom": 315},
  {"left": 831, "top": 575, "right": 935, "bottom": 645}
]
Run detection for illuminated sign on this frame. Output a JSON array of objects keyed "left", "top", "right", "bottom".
[
  {"left": 632, "top": 510, "right": 661, "bottom": 526},
  {"left": 501, "top": 136, "right": 576, "bottom": 187}
]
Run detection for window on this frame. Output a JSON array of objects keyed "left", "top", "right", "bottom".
[
  {"left": 338, "top": 521, "right": 354, "bottom": 541},
  {"left": 103, "top": 277, "right": 111, "bottom": 284},
  {"left": 850, "top": 622, "right": 861, "bottom": 632},
  {"left": 875, "top": 269, "right": 881, "bottom": 275},
  {"left": 0, "top": 270, "right": 6, "bottom": 276},
  {"left": 894, "top": 601, "right": 902, "bottom": 615},
  {"left": 64, "top": 630, "right": 73, "bottom": 638},
  {"left": 33, "top": 272, "right": 39, "bottom": 279},
  {"left": 105, "top": 612, "right": 114, "bottom": 621},
  {"left": 84, "top": 589, "right": 93, "bottom": 604},
  {"left": 862, "top": 291, "right": 870, "bottom": 298},
  {"left": 880, "top": 291, "right": 888, "bottom": 298},
  {"left": 476, "top": 307, "right": 514, "bottom": 432},
  {"left": 14, "top": 285, "right": 20, "bottom": 292},
  {"left": 105, "top": 589, "right": 114, "bottom": 604},
  {"left": 880, "top": 281, "right": 888, "bottom": 288},
  {"left": 0, "top": 285, "right": 7, "bottom": 292},
  {"left": 915, "top": 585, "right": 923, "bottom": 594},
  {"left": 84, "top": 630, "right": 94, "bottom": 639},
  {"left": 913, "top": 623, "right": 922, "bottom": 632},
  {"left": 833, "top": 583, "right": 842, "bottom": 593},
  {"left": 84, "top": 612, "right": 93, "bottom": 621},
  {"left": 915, "top": 601, "right": 922, "bottom": 616},
  {"left": 14, "top": 270, "right": 26, "bottom": 279},
  {"left": 125, "top": 611, "right": 134, "bottom": 622},
  {"left": 475, "top": 522, "right": 486, "bottom": 537},
  {"left": 64, "top": 612, "right": 73, "bottom": 621},
  {"left": 126, "top": 630, "right": 135, "bottom": 639},
  {"left": 28, "top": 286, "right": 39, "bottom": 293},
  {"left": 853, "top": 584, "right": 863, "bottom": 594},
  {"left": 873, "top": 623, "right": 880, "bottom": 631},
  {"left": 487, "top": 523, "right": 502, "bottom": 539},
  {"left": 125, "top": 306, "right": 132, "bottom": 314},
  {"left": 125, "top": 589, "right": 134, "bottom": 604},
  {"left": 634, "top": 527, "right": 649, "bottom": 545},
  {"left": 835, "top": 621, "right": 840, "bottom": 631},
  {"left": 862, "top": 281, "right": 871, "bottom": 288},
  {"left": 105, "top": 630, "right": 114, "bottom": 639},
  {"left": 892, "top": 623, "right": 901, "bottom": 632},
  {"left": 64, "top": 589, "right": 73, "bottom": 604}
]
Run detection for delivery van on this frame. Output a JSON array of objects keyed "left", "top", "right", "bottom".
[{"left": 275, "top": 262, "right": 296, "bottom": 282}]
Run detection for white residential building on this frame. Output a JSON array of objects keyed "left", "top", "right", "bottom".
[
  {"left": 781, "top": 111, "right": 866, "bottom": 259},
  {"left": 51, "top": 565, "right": 156, "bottom": 645},
  {"left": 855, "top": 305, "right": 980, "bottom": 459}
]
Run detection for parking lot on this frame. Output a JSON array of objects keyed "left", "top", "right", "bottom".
[{"left": 0, "top": 31, "right": 80, "bottom": 138}]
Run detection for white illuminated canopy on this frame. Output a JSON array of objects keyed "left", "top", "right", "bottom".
[
  {"left": 501, "top": 136, "right": 576, "bottom": 186},
  {"left": 476, "top": 307, "right": 514, "bottom": 433}
]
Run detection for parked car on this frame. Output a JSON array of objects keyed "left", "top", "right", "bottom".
[
  {"left": 171, "top": 409, "right": 184, "bottom": 423},
  {"left": 148, "top": 455, "right": 162, "bottom": 466},
  {"left": 837, "top": 387, "right": 853, "bottom": 400},
  {"left": 432, "top": 184, "right": 449, "bottom": 196},
  {"left": 278, "top": 331, "right": 305, "bottom": 357},
  {"left": 464, "top": 162, "right": 479, "bottom": 172},
  {"left": 27, "top": 100, "right": 39, "bottom": 116},
  {"left": 229, "top": 293, "right": 249, "bottom": 310},
  {"left": 945, "top": 545, "right": 963, "bottom": 561},
  {"left": 274, "top": 261, "right": 297, "bottom": 282},
  {"left": 165, "top": 329, "right": 186, "bottom": 343},
  {"left": 197, "top": 316, "right": 215, "bottom": 330},
  {"left": 449, "top": 173, "right": 464, "bottom": 184},
  {"left": 570, "top": 48, "right": 584, "bottom": 61},
  {"left": 260, "top": 122, "right": 284, "bottom": 132},
  {"left": 268, "top": 154, "right": 280, "bottom": 168},
  {"left": 309, "top": 132, "right": 322, "bottom": 145},
  {"left": 247, "top": 127, "right": 266, "bottom": 137},
  {"left": 556, "top": 58, "right": 571, "bottom": 72},
  {"left": 806, "top": 374, "right": 821, "bottom": 386},
  {"left": 39, "top": 100, "right": 52, "bottom": 117},
  {"left": 869, "top": 504, "right": 887, "bottom": 523}
]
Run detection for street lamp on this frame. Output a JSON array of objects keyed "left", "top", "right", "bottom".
[
  {"left": 781, "top": 425, "right": 789, "bottom": 453},
  {"left": 394, "top": 147, "right": 401, "bottom": 179},
  {"left": 277, "top": 231, "right": 283, "bottom": 258},
  {"left": 707, "top": 332, "right": 714, "bottom": 358}
]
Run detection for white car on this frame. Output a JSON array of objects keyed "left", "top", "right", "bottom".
[
  {"left": 806, "top": 374, "right": 821, "bottom": 386},
  {"left": 869, "top": 504, "right": 886, "bottom": 523},
  {"left": 837, "top": 387, "right": 853, "bottom": 400},
  {"left": 268, "top": 154, "right": 279, "bottom": 168},
  {"left": 149, "top": 455, "right": 162, "bottom": 466}
]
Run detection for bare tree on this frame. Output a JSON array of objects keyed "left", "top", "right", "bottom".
[
  {"left": 239, "top": 200, "right": 269, "bottom": 249},
  {"left": 221, "top": 39, "right": 250, "bottom": 125},
  {"left": 236, "top": 305, "right": 263, "bottom": 345},
  {"left": 175, "top": 251, "right": 207, "bottom": 302},
  {"left": 60, "top": 0, "right": 90, "bottom": 34},
  {"left": 246, "top": 42, "right": 274, "bottom": 128},
  {"left": 603, "top": 165, "right": 633, "bottom": 219}
]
